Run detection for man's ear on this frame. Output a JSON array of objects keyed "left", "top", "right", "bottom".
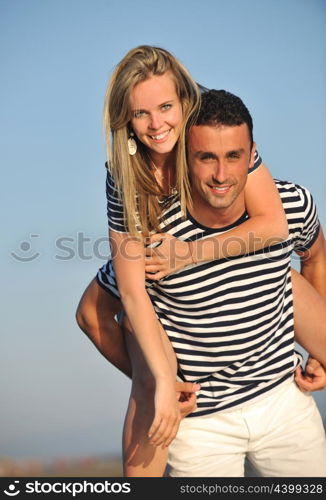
[{"left": 249, "top": 142, "right": 257, "bottom": 169}]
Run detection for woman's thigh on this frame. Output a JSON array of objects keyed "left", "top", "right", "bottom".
[{"left": 291, "top": 268, "right": 326, "bottom": 367}]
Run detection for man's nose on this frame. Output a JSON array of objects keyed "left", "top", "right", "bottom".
[{"left": 212, "top": 162, "right": 228, "bottom": 184}]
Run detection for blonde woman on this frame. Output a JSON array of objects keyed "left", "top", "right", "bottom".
[{"left": 76, "top": 46, "right": 326, "bottom": 476}]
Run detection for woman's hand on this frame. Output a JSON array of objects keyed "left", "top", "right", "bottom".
[
  {"left": 145, "top": 233, "right": 194, "bottom": 280},
  {"left": 149, "top": 381, "right": 200, "bottom": 448},
  {"left": 148, "top": 377, "right": 182, "bottom": 448}
]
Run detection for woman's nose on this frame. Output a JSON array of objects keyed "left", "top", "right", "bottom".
[{"left": 148, "top": 113, "right": 163, "bottom": 130}]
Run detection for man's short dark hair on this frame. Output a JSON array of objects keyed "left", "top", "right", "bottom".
[{"left": 196, "top": 89, "right": 254, "bottom": 147}]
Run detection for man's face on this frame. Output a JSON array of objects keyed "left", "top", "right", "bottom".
[{"left": 187, "top": 123, "right": 256, "bottom": 221}]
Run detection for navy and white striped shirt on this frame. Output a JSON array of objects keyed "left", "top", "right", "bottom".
[
  {"left": 97, "top": 164, "right": 320, "bottom": 417},
  {"left": 105, "top": 151, "right": 262, "bottom": 233}
]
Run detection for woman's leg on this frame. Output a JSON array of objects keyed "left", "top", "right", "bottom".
[
  {"left": 122, "top": 317, "right": 178, "bottom": 477},
  {"left": 75, "top": 278, "right": 132, "bottom": 377},
  {"left": 292, "top": 268, "right": 326, "bottom": 367},
  {"left": 76, "top": 279, "right": 195, "bottom": 477}
]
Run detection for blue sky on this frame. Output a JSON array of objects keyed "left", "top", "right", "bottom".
[{"left": 1, "top": 0, "right": 325, "bottom": 460}]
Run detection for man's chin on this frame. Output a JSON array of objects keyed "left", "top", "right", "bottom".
[{"left": 207, "top": 194, "right": 234, "bottom": 210}]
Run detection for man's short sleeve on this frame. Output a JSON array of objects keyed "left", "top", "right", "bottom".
[
  {"left": 248, "top": 150, "right": 262, "bottom": 174},
  {"left": 293, "top": 184, "right": 320, "bottom": 252},
  {"left": 105, "top": 165, "right": 128, "bottom": 233}
]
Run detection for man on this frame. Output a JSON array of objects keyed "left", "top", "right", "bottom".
[
  {"left": 143, "top": 89, "right": 326, "bottom": 476},
  {"left": 77, "top": 90, "right": 326, "bottom": 476}
]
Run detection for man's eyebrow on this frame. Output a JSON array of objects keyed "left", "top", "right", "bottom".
[
  {"left": 226, "top": 148, "right": 245, "bottom": 155},
  {"left": 194, "top": 151, "right": 217, "bottom": 158}
]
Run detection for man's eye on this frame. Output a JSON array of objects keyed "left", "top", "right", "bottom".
[
  {"left": 228, "top": 153, "right": 240, "bottom": 159},
  {"left": 200, "top": 154, "right": 215, "bottom": 161}
]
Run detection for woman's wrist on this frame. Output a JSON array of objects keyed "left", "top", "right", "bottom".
[{"left": 155, "top": 373, "right": 176, "bottom": 385}]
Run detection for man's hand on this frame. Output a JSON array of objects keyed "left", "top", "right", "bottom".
[
  {"left": 295, "top": 357, "right": 326, "bottom": 392},
  {"left": 176, "top": 381, "right": 200, "bottom": 418},
  {"left": 145, "top": 234, "right": 193, "bottom": 280}
]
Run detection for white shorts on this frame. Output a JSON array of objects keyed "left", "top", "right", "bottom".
[{"left": 168, "top": 381, "right": 326, "bottom": 477}]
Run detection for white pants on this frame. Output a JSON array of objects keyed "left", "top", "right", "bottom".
[{"left": 168, "top": 382, "right": 326, "bottom": 477}]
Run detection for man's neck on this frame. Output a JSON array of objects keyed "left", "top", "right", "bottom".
[{"left": 189, "top": 196, "right": 246, "bottom": 229}]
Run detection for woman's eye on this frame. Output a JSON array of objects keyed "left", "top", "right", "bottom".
[
  {"left": 161, "top": 103, "right": 172, "bottom": 111},
  {"left": 133, "top": 110, "right": 145, "bottom": 118}
]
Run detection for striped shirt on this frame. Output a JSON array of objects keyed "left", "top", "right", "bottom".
[
  {"left": 105, "top": 151, "right": 262, "bottom": 233},
  {"left": 97, "top": 167, "right": 320, "bottom": 417}
]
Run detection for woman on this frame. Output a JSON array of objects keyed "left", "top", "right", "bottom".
[{"left": 76, "top": 45, "right": 326, "bottom": 476}]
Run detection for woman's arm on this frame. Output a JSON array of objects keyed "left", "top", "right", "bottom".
[
  {"left": 110, "top": 229, "right": 180, "bottom": 447},
  {"left": 145, "top": 163, "right": 289, "bottom": 279}
]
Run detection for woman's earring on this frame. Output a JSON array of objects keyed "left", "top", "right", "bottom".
[{"left": 128, "top": 132, "right": 137, "bottom": 155}]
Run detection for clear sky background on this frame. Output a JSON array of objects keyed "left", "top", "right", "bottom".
[{"left": 1, "top": 0, "right": 325, "bottom": 461}]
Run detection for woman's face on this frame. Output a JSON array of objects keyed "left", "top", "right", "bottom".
[{"left": 129, "top": 71, "right": 184, "bottom": 161}]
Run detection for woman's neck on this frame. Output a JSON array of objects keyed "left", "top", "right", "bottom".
[
  {"left": 150, "top": 149, "right": 176, "bottom": 170},
  {"left": 150, "top": 150, "right": 176, "bottom": 195}
]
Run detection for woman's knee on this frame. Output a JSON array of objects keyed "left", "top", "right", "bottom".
[
  {"left": 75, "top": 298, "right": 93, "bottom": 334},
  {"left": 75, "top": 279, "right": 121, "bottom": 336}
]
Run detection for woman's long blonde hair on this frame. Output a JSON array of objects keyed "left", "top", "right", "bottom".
[{"left": 103, "top": 45, "right": 201, "bottom": 237}]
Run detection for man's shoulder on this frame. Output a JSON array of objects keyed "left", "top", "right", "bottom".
[
  {"left": 274, "top": 179, "right": 313, "bottom": 211},
  {"left": 274, "top": 178, "right": 307, "bottom": 194}
]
